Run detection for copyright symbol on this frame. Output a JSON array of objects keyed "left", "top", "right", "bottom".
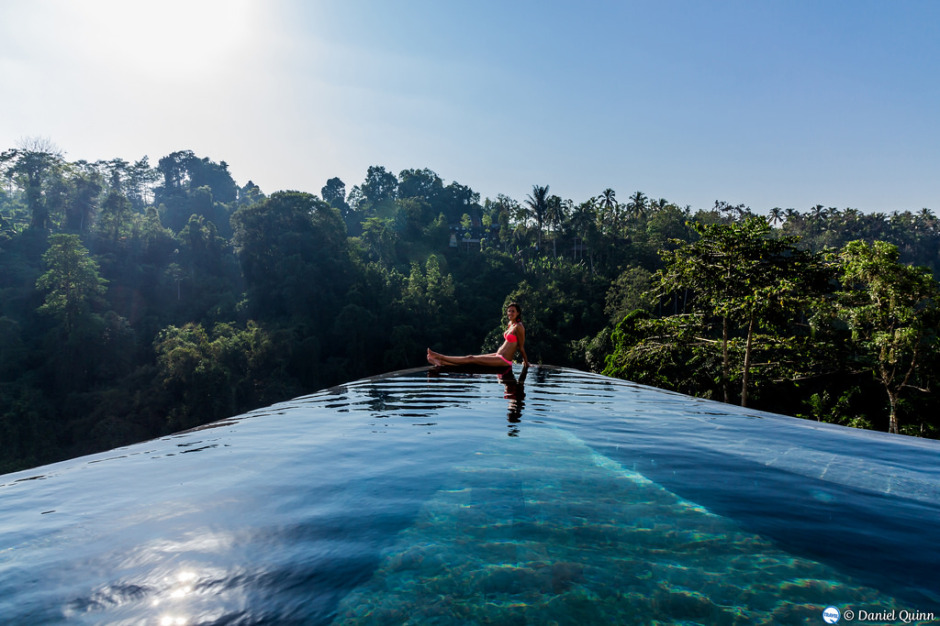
[{"left": 843, "top": 609, "right": 855, "bottom": 621}]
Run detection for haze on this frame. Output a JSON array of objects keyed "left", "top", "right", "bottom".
[{"left": 1, "top": 0, "right": 937, "bottom": 212}]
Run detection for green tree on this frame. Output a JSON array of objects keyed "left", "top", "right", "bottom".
[
  {"left": 96, "top": 190, "right": 134, "bottom": 242},
  {"left": 177, "top": 214, "right": 231, "bottom": 307},
  {"left": 439, "top": 181, "right": 480, "bottom": 225},
  {"left": 154, "top": 321, "right": 283, "bottom": 431},
  {"left": 155, "top": 151, "right": 236, "bottom": 231},
  {"left": 605, "top": 266, "right": 654, "bottom": 322},
  {"left": 321, "top": 177, "right": 348, "bottom": 211},
  {"left": 489, "top": 194, "right": 521, "bottom": 251},
  {"left": 398, "top": 168, "right": 443, "bottom": 202},
  {"left": 238, "top": 180, "right": 265, "bottom": 207},
  {"left": 65, "top": 163, "right": 104, "bottom": 232},
  {"left": 232, "top": 191, "right": 350, "bottom": 322},
  {"left": 835, "top": 240, "right": 939, "bottom": 434},
  {"left": 0, "top": 138, "right": 65, "bottom": 230},
  {"left": 360, "top": 165, "right": 398, "bottom": 216},
  {"left": 545, "top": 195, "right": 568, "bottom": 257},
  {"left": 126, "top": 156, "right": 160, "bottom": 209},
  {"left": 641, "top": 218, "right": 825, "bottom": 406},
  {"left": 525, "top": 185, "right": 550, "bottom": 252},
  {"left": 627, "top": 190, "right": 648, "bottom": 223},
  {"left": 36, "top": 234, "right": 107, "bottom": 335},
  {"left": 568, "top": 199, "right": 598, "bottom": 267},
  {"left": 597, "top": 189, "right": 619, "bottom": 234},
  {"left": 423, "top": 254, "right": 456, "bottom": 316},
  {"left": 603, "top": 309, "right": 711, "bottom": 396},
  {"left": 359, "top": 216, "right": 399, "bottom": 265}
]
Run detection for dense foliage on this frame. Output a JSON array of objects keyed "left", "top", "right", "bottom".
[
  {"left": 604, "top": 219, "right": 939, "bottom": 436},
  {"left": 2, "top": 142, "right": 939, "bottom": 472}
]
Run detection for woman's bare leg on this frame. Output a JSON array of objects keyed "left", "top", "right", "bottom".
[
  {"left": 428, "top": 349, "right": 469, "bottom": 366},
  {"left": 428, "top": 349, "right": 509, "bottom": 367}
]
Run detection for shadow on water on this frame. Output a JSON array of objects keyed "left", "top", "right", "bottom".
[{"left": 588, "top": 437, "right": 940, "bottom": 608}]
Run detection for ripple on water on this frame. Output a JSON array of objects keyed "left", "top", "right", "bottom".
[{"left": 0, "top": 366, "right": 937, "bottom": 624}]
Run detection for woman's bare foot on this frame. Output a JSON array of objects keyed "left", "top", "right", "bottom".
[{"left": 427, "top": 349, "right": 445, "bottom": 366}]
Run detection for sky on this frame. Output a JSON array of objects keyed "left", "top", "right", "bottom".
[{"left": 1, "top": 0, "right": 938, "bottom": 214}]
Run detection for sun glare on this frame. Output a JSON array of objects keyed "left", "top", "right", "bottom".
[{"left": 66, "top": 0, "right": 256, "bottom": 79}]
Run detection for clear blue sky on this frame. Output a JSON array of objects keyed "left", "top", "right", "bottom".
[{"left": 1, "top": 0, "right": 938, "bottom": 213}]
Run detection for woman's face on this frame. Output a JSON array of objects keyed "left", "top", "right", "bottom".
[{"left": 507, "top": 306, "right": 519, "bottom": 322}]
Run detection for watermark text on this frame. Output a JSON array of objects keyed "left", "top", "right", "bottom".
[{"left": 825, "top": 606, "right": 936, "bottom": 623}]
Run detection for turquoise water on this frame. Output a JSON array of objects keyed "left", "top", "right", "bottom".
[{"left": 0, "top": 367, "right": 937, "bottom": 624}]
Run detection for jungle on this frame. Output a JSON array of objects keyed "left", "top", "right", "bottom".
[{"left": 2, "top": 142, "right": 938, "bottom": 473}]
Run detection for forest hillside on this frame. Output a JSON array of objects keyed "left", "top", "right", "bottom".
[{"left": 2, "top": 143, "right": 939, "bottom": 473}]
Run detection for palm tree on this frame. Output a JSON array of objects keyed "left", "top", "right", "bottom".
[
  {"left": 768, "top": 207, "right": 784, "bottom": 227},
  {"left": 917, "top": 208, "right": 937, "bottom": 232},
  {"left": 870, "top": 212, "right": 889, "bottom": 239},
  {"left": 651, "top": 198, "right": 670, "bottom": 213},
  {"left": 596, "top": 188, "right": 618, "bottom": 234},
  {"left": 525, "top": 184, "right": 550, "bottom": 251},
  {"left": 627, "top": 191, "right": 648, "bottom": 222},
  {"left": 569, "top": 200, "right": 597, "bottom": 268},
  {"left": 545, "top": 195, "right": 568, "bottom": 257},
  {"left": 810, "top": 204, "right": 826, "bottom": 222},
  {"left": 806, "top": 204, "right": 827, "bottom": 250}
]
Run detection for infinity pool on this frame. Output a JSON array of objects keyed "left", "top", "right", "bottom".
[{"left": 0, "top": 367, "right": 937, "bottom": 624}]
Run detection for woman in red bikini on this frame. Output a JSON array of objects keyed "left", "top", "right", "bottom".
[{"left": 427, "top": 302, "right": 529, "bottom": 368}]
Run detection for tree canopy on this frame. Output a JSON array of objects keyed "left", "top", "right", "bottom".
[{"left": 2, "top": 142, "right": 940, "bottom": 474}]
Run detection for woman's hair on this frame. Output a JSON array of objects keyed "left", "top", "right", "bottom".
[{"left": 507, "top": 302, "right": 523, "bottom": 322}]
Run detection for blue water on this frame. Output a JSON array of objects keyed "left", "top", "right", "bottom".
[{"left": 0, "top": 366, "right": 937, "bottom": 624}]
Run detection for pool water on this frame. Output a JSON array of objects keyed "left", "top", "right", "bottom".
[{"left": 0, "top": 366, "right": 937, "bottom": 624}]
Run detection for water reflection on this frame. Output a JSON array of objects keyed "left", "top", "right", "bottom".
[
  {"left": 499, "top": 365, "right": 527, "bottom": 437},
  {"left": 150, "top": 569, "right": 200, "bottom": 625},
  {"left": 428, "top": 364, "right": 530, "bottom": 436}
]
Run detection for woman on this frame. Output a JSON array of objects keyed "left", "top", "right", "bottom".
[{"left": 427, "top": 302, "right": 529, "bottom": 368}]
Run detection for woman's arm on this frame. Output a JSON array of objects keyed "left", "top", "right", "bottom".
[{"left": 517, "top": 325, "right": 529, "bottom": 366}]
